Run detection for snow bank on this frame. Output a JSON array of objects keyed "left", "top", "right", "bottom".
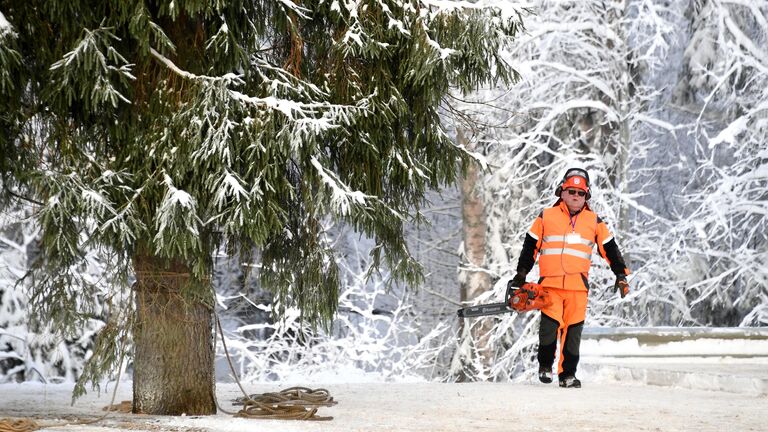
[{"left": 580, "top": 326, "right": 768, "bottom": 397}]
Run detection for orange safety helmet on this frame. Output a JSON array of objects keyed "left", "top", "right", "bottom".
[{"left": 554, "top": 167, "right": 591, "bottom": 200}]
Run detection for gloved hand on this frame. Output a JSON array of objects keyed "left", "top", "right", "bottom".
[
  {"left": 510, "top": 272, "right": 527, "bottom": 288},
  {"left": 614, "top": 275, "right": 629, "bottom": 298}
]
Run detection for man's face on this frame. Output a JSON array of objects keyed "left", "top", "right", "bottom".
[{"left": 561, "top": 188, "right": 586, "bottom": 213}]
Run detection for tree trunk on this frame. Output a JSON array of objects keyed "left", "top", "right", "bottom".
[
  {"left": 132, "top": 253, "right": 216, "bottom": 415},
  {"left": 458, "top": 128, "right": 493, "bottom": 376}
]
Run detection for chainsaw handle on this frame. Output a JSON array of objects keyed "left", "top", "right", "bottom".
[
  {"left": 504, "top": 279, "right": 519, "bottom": 306},
  {"left": 506, "top": 280, "right": 537, "bottom": 297}
]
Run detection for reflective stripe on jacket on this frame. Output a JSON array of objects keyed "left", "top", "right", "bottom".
[
  {"left": 526, "top": 201, "right": 618, "bottom": 286},
  {"left": 538, "top": 203, "right": 596, "bottom": 276},
  {"left": 516, "top": 201, "right": 630, "bottom": 291}
]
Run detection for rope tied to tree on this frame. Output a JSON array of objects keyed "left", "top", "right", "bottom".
[
  {"left": 0, "top": 418, "right": 38, "bottom": 432},
  {"left": 133, "top": 271, "right": 210, "bottom": 288}
]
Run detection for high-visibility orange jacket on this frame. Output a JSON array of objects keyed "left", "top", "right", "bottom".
[{"left": 517, "top": 201, "right": 630, "bottom": 291}]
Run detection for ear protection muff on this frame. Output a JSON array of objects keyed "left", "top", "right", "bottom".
[{"left": 554, "top": 167, "right": 591, "bottom": 200}]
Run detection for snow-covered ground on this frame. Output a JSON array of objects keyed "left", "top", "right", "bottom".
[
  {"left": 2, "top": 328, "right": 766, "bottom": 431},
  {"left": 1, "top": 371, "right": 765, "bottom": 432}
]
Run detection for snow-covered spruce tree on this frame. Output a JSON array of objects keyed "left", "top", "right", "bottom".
[
  {"left": 446, "top": 0, "right": 677, "bottom": 380},
  {"left": 0, "top": 0, "right": 522, "bottom": 414}
]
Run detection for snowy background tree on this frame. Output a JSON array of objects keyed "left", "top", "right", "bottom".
[{"left": 657, "top": 0, "right": 768, "bottom": 326}]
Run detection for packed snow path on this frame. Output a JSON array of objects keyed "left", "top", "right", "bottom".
[{"left": 0, "top": 380, "right": 764, "bottom": 432}]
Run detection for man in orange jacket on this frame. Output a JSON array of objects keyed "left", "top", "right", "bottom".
[{"left": 509, "top": 167, "right": 630, "bottom": 388}]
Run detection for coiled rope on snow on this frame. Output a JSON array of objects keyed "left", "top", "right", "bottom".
[
  {"left": 232, "top": 387, "right": 336, "bottom": 420},
  {"left": 0, "top": 418, "right": 38, "bottom": 432}
]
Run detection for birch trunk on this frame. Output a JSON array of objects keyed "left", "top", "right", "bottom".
[{"left": 458, "top": 128, "right": 492, "bottom": 374}]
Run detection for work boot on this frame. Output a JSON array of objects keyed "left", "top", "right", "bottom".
[
  {"left": 538, "top": 367, "right": 553, "bottom": 384},
  {"left": 558, "top": 376, "right": 581, "bottom": 388}
]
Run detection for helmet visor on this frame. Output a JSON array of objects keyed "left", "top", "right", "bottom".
[{"left": 564, "top": 168, "right": 589, "bottom": 182}]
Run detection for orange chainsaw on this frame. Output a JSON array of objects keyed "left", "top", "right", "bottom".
[{"left": 457, "top": 281, "right": 552, "bottom": 318}]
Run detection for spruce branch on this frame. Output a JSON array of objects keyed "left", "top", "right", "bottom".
[
  {"left": 149, "top": 47, "right": 243, "bottom": 84},
  {"left": 3, "top": 186, "right": 43, "bottom": 206}
]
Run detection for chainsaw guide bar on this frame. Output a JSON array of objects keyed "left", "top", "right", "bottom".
[{"left": 457, "top": 282, "right": 552, "bottom": 318}]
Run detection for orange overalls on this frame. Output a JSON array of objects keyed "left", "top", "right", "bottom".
[{"left": 521, "top": 201, "right": 628, "bottom": 379}]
